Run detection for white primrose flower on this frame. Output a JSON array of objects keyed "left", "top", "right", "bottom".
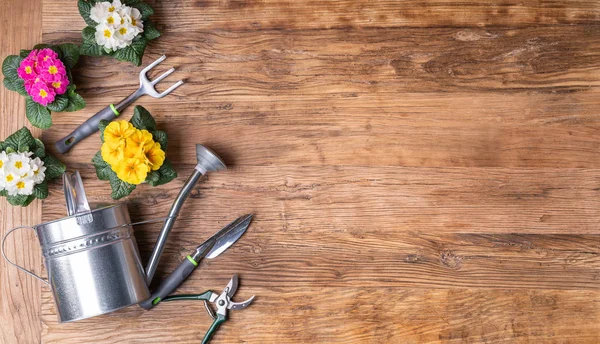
[
  {"left": 8, "top": 152, "right": 32, "bottom": 176},
  {"left": 0, "top": 151, "right": 8, "bottom": 175},
  {"left": 91, "top": 0, "right": 143, "bottom": 51},
  {"left": 90, "top": 1, "right": 112, "bottom": 23},
  {"left": 95, "top": 23, "right": 120, "bottom": 51},
  {"left": 30, "top": 157, "right": 46, "bottom": 184},
  {"left": 0, "top": 151, "right": 46, "bottom": 196}
]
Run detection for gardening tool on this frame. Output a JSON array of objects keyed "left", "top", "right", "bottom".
[
  {"left": 54, "top": 55, "right": 184, "bottom": 154},
  {"left": 1, "top": 144, "right": 229, "bottom": 323},
  {"left": 140, "top": 214, "right": 253, "bottom": 310},
  {"left": 145, "top": 144, "right": 227, "bottom": 284},
  {"left": 163, "top": 274, "right": 255, "bottom": 344}
]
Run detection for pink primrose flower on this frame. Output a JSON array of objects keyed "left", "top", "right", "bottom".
[
  {"left": 40, "top": 58, "right": 66, "bottom": 82},
  {"left": 50, "top": 76, "right": 69, "bottom": 95},
  {"left": 17, "top": 58, "right": 37, "bottom": 81},
  {"left": 30, "top": 81, "right": 56, "bottom": 106}
]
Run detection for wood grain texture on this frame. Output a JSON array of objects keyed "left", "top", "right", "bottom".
[
  {"left": 4, "top": 0, "right": 594, "bottom": 342},
  {"left": 43, "top": 0, "right": 600, "bottom": 32},
  {"left": 0, "top": 0, "right": 43, "bottom": 343}
]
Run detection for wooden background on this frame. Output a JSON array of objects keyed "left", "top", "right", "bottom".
[{"left": 1, "top": 0, "right": 600, "bottom": 342}]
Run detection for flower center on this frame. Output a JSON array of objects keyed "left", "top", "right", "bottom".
[
  {"left": 16, "top": 181, "right": 25, "bottom": 189},
  {"left": 34, "top": 170, "right": 39, "bottom": 175},
  {"left": 25, "top": 66, "right": 32, "bottom": 74},
  {"left": 109, "top": 6, "right": 115, "bottom": 12},
  {"left": 0, "top": 161, "right": 3, "bottom": 168},
  {"left": 21, "top": 173, "right": 28, "bottom": 178},
  {"left": 104, "top": 29, "right": 112, "bottom": 38},
  {"left": 120, "top": 18, "right": 124, "bottom": 24},
  {"left": 14, "top": 161, "right": 22, "bottom": 169},
  {"left": 6, "top": 175, "right": 13, "bottom": 182},
  {"left": 48, "top": 65, "right": 58, "bottom": 74},
  {"left": 107, "top": 16, "right": 115, "bottom": 24},
  {"left": 43, "top": 56, "right": 50, "bottom": 61},
  {"left": 119, "top": 27, "right": 127, "bottom": 35},
  {"left": 131, "top": 18, "right": 137, "bottom": 26},
  {"left": 52, "top": 81, "right": 61, "bottom": 88},
  {"left": 39, "top": 89, "right": 48, "bottom": 98}
]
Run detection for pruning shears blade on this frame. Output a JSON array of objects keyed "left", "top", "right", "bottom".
[
  {"left": 228, "top": 295, "right": 255, "bottom": 310},
  {"left": 225, "top": 274, "right": 239, "bottom": 298}
]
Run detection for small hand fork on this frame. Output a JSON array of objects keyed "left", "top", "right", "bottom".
[{"left": 55, "top": 55, "right": 184, "bottom": 153}]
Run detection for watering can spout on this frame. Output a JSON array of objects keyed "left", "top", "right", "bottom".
[
  {"left": 144, "top": 144, "right": 227, "bottom": 284},
  {"left": 63, "top": 171, "right": 93, "bottom": 224}
]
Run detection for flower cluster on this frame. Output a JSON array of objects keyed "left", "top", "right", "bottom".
[
  {"left": 16, "top": 49, "right": 69, "bottom": 106},
  {"left": 90, "top": 0, "right": 143, "bottom": 51},
  {"left": 101, "top": 120, "right": 165, "bottom": 185},
  {"left": 0, "top": 152, "right": 46, "bottom": 196}
]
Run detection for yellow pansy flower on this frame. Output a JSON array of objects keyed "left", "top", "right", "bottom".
[
  {"left": 143, "top": 142, "right": 165, "bottom": 171},
  {"left": 101, "top": 142, "right": 124, "bottom": 168},
  {"left": 115, "top": 158, "right": 148, "bottom": 185},
  {"left": 104, "top": 121, "right": 135, "bottom": 148}
]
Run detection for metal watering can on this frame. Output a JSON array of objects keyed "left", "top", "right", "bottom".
[{"left": 2, "top": 145, "right": 226, "bottom": 323}]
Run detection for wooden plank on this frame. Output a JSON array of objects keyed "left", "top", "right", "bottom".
[
  {"left": 37, "top": 166, "right": 600, "bottom": 290},
  {"left": 0, "top": 0, "right": 43, "bottom": 343},
  {"left": 41, "top": 26, "right": 600, "bottom": 168},
  {"left": 43, "top": 0, "right": 600, "bottom": 33},
  {"left": 41, "top": 288, "right": 600, "bottom": 343},
  {"left": 42, "top": 166, "right": 600, "bottom": 236}
]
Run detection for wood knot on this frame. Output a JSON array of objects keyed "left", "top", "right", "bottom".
[{"left": 440, "top": 250, "right": 462, "bottom": 269}]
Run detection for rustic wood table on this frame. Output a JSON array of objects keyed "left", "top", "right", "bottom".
[{"left": 2, "top": 0, "right": 599, "bottom": 343}]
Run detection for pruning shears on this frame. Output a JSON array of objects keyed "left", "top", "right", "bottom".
[{"left": 163, "top": 274, "right": 255, "bottom": 344}]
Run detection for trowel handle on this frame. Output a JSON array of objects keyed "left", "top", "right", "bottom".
[
  {"left": 54, "top": 105, "right": 118, "bottom": 154},
  {"left": 139, "top": 256, "right": 199, "bottom": 310}
]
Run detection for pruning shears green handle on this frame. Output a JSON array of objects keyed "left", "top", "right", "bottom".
[
  {"left": 162, "top": 274, "right": 254, "bottom": 344},
  {"left": 202, "top": 314, "right": 227, "bottom": 344}
]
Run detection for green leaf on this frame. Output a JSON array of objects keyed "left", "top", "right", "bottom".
[
  {"left": 3, "top": 78, "right": 28, "bottom": 96},
  {"left": 33, "top": 138, "right": 46, "bottom": 158},
  {"left": 42, "top": 155, "right": 66, "bottom": 180},
  {"left": 20, "top": 49, "right": 32, "bottom": 58},
  {"left": 147, "top": 159, "right": 177, "bottom": 187},
  {"left": 4, "top": 127, "right": 35, "bottom": 152},
  {"left": 98, "top": 119, "right": 110, "bottom": 142},
  {"left": 2, "top": 55, "right": 22, "bottom": 81},
  {"left": 63, "top": 86, "right": 86, "bottom": 112},
  {"left": 25, "top": 97, "right": 52, "bottom": 129},
  {"left": 151, "top": 130, "right": 167, "bottom": 150},
  {"left": 5, "top": 147, "right": 15, "bottom": 154},
  {"left": 47, "top": 94, "right": 69, "bottom": 112},
  {"left": 130, "top": 105, "right": 156, "bottom": 131},
  {"left": 78, "top": 0, "right": 97, "bottom": 26},
  {"left": 33, "top": 181, "right": 49, "bottom": 199},
  {"left": 58, "top": 43, "right": 80, "bottom": 69},
  {"left": 111, "top": 36, "right": 147, "bottom": 66},
  {"left": 7, "top": 194, "right": 35, "bottom": 207},
  {"left": 132, "top": 1, "right": 154, "bottom": 20},
  {"left": 0, "top": 189, "right": 7, "bottom": 197},
  {"left": 80, "top": 27, "right": 106, "bottom": 56},
  {"left": 109, "top": 174, "right": 136, "bottom": 200},
  {"left": 143, "top": 20, "right": 161, "bottom": 41},
  {"left": 91, "top": 151, "right": 114, "bottom": 181}
]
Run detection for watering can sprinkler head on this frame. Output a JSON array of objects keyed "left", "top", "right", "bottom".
[{"left": 194, "top": 144, "right": 227, "bottom": 175}]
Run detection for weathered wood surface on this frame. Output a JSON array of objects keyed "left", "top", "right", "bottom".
[
  {"left": 0, "top": 0, "right": 43, "bottom": 343},
  {"left": 0, "top": 0, "right": 597, "bottom": 342}
]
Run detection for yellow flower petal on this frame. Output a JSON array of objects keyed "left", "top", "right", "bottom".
[
  {"left": 101, "top": 142, "right": 124, "bottom": 167},
  {"left": 104, "top": 121, "right": 135, "bottom": 148},
  {"left": 115, "top": 158, "right": 148, "bottom": 185},
  {"left": 126, "top": 129, "right": 153, "bottom": 152},
  {"left": 144, "top": 142, "right": 165, "bottom": 171}
]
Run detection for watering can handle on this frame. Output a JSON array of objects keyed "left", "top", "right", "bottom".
[{"left": 1, "top": 226, "right": 50, "bottom": 286}]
